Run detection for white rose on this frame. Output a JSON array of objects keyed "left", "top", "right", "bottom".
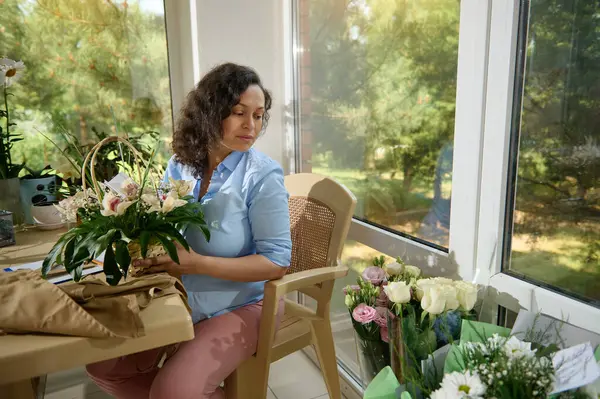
[
  {"left": 421, "top": 284, "right": 459, "bottom": 315},
  {"left": 344, "top": 294, "right": 354, "bottom": 308},
  {"left": 432, "top": 277, "right": 454, "bottom": 285},
  {"left": 415, "top": 278, "right": 436, "bottom": 300},
  {"left": 455, "top": 281, "right": 478, "bottom": 311},
  {"left": 385, "top": 261, "right": 404, "bottom": 276},
  {"left": 384, "top": 281, "right": 412, "bottom": 304},
  {"left": 404, "top": 265, "right": 421, "bottom": 278}
]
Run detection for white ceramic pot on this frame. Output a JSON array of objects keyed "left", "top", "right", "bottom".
[{"left": 31, "top": 201, "right": 64, "bottom": 230}]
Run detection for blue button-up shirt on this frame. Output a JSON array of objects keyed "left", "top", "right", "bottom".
[{"left": 163, "top": 149, "right": 292, "bottom": 323}]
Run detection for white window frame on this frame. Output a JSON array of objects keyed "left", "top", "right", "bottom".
[
  {"left": 474, "top": 0, "right": 600, "bottom": 335},
  {"left": 291, "top": 0, "right": 600, "bottom": 335},
  {"left": 345, "top": 0, "right": 493, "bottom": 282}
]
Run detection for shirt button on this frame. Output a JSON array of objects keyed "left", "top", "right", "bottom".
[{"left": 211, "top": 220, "right": 220, "bottom": 229}]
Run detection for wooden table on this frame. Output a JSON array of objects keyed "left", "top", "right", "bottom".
[{"left": 0, "top": 228, "right": 195, "bottom": 398}]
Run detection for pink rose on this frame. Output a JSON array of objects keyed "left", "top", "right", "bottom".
[
  {"left": 352, "top": 304, "right": 377, "bottom": 324},
  {"left": 374, "top": 306, "right": 388, "bottom": 328},
  {"left": 343, "top": 285, "right": 360, "bottom": 295},
  {"left": 362, "top": 266, "right": 386, "bottom": 286}
]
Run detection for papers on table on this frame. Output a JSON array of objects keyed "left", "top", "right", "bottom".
[{"left": 3, "top": 260, "right": 103, "bottom": 285}]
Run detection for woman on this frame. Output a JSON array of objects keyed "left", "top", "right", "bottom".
[{"left": 86, "top": 63, "right": 292, "bottom": 399}]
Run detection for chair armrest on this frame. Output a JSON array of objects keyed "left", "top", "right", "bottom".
[{"left": 264, "top": 265, "right": 348, "bottom": 297}]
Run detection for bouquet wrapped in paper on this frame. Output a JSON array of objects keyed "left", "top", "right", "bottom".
[{"left": 433, "top": 312, "right": 600, "bottom": 398}]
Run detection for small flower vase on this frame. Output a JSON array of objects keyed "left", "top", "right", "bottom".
[{"left": 354, "top": 330, "right": 390, "bottom": 388}]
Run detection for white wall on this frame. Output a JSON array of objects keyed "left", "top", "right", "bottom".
[{"left": 166, "top": 0, "right": 293, "bottom": 171}]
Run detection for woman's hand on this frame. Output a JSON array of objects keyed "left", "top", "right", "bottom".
[{"left": 133, "top": 243, "right": 201, "bottom": 277}]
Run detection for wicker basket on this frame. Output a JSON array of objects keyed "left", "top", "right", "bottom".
[{"left": 81, "top": 136, "right": 166, "bottom": 277}]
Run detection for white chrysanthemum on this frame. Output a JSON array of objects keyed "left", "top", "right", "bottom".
[
  {"left": 432, "top": 370, "right": 486, "bottom": 398},
  {"left": 503, "top": 336, "right": 536, "bottom": 359},
  {"left": 0, "top": 58, "right": 25, "bottom": 87}
]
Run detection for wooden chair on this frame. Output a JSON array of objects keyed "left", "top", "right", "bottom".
[{"left": 225, "top": 173, "right": 357, "bottom": 399}]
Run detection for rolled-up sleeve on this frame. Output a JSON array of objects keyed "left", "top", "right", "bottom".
[{"left": 247, "top": 166, "right": 292, "bottom": 267}]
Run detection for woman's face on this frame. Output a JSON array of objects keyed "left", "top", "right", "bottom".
[{"left": 221, "top": 84, "right": 266, "bottom": 153}]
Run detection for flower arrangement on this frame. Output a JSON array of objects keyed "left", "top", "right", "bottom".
[
  {"left": 382, "top": 261, "right": 479, "bottom": 391},
  {"left": 344, "top": 255, "right": 480, "bottom": 392},
  {"left": 364, "top": 313, "right": 600, "bottom": 399},
  {"left": 343, "top": 256, "right": 393, "bottom": 385},
  {"left": 431, "top": 334, "right": 555, "bottom": 398},
  {"left": 41, "top": 137, "right": 209, "bottom": 286}
]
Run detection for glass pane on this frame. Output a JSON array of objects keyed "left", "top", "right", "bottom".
[
  {"left": 297, "top": 0, "right": 460, "bottom": 248},
  {"left": 304, "top": 240, "right": 394, "bottom": 385},
  {"left": 506, "top": 1, "right": 600, "bottom": 303},
  {"left": 0, "top": 0, "right": 172, "bottom": 171}
]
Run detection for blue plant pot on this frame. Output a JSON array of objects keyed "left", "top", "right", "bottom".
[{"left": 19, "top": 176, "right": 58, "bottom": 224}]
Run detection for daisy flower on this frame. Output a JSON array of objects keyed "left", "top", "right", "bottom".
[
  {"left": 0, "top": 58, "right": 25, "bottom": 87},
  {"left": 431, "top": 370, "right": 486, "bottom": 398}
]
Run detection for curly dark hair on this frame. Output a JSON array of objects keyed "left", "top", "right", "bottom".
[{"left": 172, "top": 63, "right": 272, "bottom": 177}]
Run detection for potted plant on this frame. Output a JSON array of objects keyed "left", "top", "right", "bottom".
[
  {"left": 0, "top": 58, "right": 26, "bottom": 225},
  {"left": 19, "top": 165, "right": 60, "bottom": 225}
]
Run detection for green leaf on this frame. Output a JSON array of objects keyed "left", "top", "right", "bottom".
[
  {"left": 63, "top": 239, "right": 76, "bottom": 269},
  {"left": 92, "top": 229, "right": 117, "bottom": 258},
  {"left": 103, "top": 244, "right": 122, "bottom": 286},
  {"left": 156, "top": 234, "right": 179, "bottom": 264},
  {"left": 42, "top": 239, "right": 67, "bottom": 276},
  {"left": 140, "top": 230, "right": 150, "bottom": 258},
  {"left": 162, "top": 225, "right": 189, "bottom": 251},
  {"left": 115, "top": 240, "right": 131, "bottom": 279},
  {"left": 200, "top": 226, "right": 211, "bottom": 242}
]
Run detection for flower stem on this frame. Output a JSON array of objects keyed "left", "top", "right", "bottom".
[{"left": 0, "top": 85, "right": 10, "bottom": 179}]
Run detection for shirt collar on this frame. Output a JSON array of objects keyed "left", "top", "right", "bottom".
[{"left": 217, "top": 151, "right": 244, "bottom": 173}]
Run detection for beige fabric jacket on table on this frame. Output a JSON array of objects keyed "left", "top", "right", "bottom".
[{"left": 0, "top": 270, "right": 189, "bottom": 338}]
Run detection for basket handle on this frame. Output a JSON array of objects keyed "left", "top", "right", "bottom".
[{"left": 81, "top": 136, "right": 144, "bottom": 199}]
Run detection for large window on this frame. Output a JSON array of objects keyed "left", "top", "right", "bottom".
[
  {"left": 0, "top": 0, "right": 172, "bottom": 171},
  {"left": 296, "top": 0, "right": 460, "bottom": 248},
  {"left": 504, "top": 0, "right": 600, "bottom": 304}
]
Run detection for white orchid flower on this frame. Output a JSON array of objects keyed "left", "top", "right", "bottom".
[
  {"left": 101, "top": 192, "right": 134, "bottom": 216},
  {"left": 169, "top": 178, "right": 194, "bottom": 198},
  {"left": 161, "top": 191, "right": 187, "bottom": 213}
]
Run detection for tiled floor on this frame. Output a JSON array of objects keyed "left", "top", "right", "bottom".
[{"left": 44, "top": 352, "right": 340, "bottom": 399}]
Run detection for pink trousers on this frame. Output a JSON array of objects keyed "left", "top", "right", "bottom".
[{"left": 86, "top": 300, "right": 282, "bottom": 399}]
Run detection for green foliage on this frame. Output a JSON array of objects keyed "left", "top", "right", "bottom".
[
  {"left": 0, "top": 86, "right": 24, "bottom": 179},
  {"left": 42, "top": 197, "right": 209, "bottom": 286},
  {"left": 0, "top": 0, "right": 173, "bottom": 173}
]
